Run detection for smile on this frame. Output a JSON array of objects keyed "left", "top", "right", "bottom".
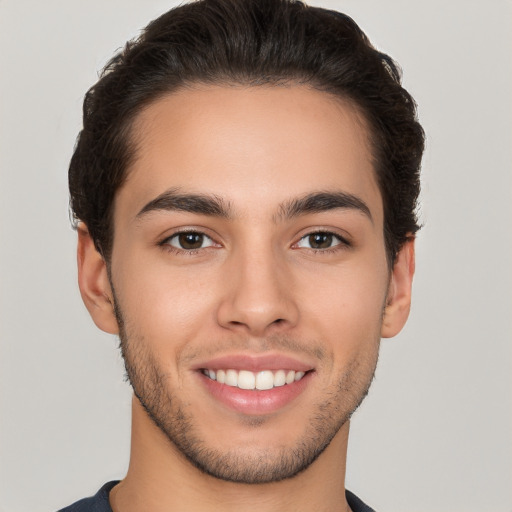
[{"left": 201, "top": 368, "right": 306, "bottom": 390}]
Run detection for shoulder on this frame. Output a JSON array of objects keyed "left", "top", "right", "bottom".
[
  {"left": 346, "top": 489, "right": 377, "bottom": 512},
  {"left": 57, "top": 481, "right": 119, "bottom": 512}
]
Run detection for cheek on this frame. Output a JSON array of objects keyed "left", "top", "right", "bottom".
[
  {"left": 112, "top": 257, "right": 220, "bottom": 355},
  {"left": 299, "top": 259, "right": 389, "bottom": 348}
]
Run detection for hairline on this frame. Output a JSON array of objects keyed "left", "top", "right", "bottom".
[{"left": 99, "top": 79, "right": 391, "bottom": 266}]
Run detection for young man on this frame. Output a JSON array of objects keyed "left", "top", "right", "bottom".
[{"left": 61, "top": 0, "right": 424, "bottom": 510}]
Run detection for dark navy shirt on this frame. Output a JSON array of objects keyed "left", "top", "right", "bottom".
[{"left": 59, "top": 481, "right": 376, "bottom": 511}]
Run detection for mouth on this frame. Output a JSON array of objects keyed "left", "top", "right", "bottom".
[
  {"left": 201, "top": 368, "right": 307, "bottom": 390},
  {"left": 194, "top": 354, "right": 315, "bottom": 415}
]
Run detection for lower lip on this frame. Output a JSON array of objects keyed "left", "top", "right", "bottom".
[{"left": 199, "top": 372, "right": 312, "bottom": 415}]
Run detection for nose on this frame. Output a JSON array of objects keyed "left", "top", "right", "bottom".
[{"left": 216, "top": 246, "right": 299, "bottom": 336}]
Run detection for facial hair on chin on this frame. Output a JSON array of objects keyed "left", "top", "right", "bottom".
[{"left": 112, "top": 292, "right": 380, "bottom": 484}]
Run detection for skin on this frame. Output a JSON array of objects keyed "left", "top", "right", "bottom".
[{"left": 77, "top": 85, "right": 415, "bottom": 512}]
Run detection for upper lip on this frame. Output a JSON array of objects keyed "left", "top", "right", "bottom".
[{"left": 191, "top": 353, "right": 314, "bottom": 373}]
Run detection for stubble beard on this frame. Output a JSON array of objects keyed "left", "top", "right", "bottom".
[{"left": 114, "top": 301, "right": 380, "bottom": 485}]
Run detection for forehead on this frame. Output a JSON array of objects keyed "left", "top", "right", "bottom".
[{"left": 116, "top": 84, "right": 382, "bottom": 224}]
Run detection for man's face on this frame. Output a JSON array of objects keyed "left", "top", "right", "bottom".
[{"left": 103, "top": 85, "right": 397, "bottom": 483}]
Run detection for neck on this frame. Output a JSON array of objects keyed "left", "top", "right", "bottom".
[{"left": 110, "top": 396, "right": 352, "bottom": 512}]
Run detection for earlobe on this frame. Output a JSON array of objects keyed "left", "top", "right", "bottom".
[
  {"left": 77, "top": 224, "right": 119, "bottom": 334},
  {"left": 381, "top": 238, "right": 415, "bottom": 339}
]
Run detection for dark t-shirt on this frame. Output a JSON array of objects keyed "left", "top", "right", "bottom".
[{"left": 58, "top": 481, "right": 376, "bottom": 512}]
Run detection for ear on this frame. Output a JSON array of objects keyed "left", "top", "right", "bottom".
[
  {"left": 381, "top": 238, "right": 415, "bottom": 338},
  {"left": 77, "top": 224, "right": 119, "bottom": 334}
]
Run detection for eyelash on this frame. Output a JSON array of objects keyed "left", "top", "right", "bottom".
[
  {"left": 293, "top": 230, "right": 351, "bottom": 254},
  {"left": 159, "top": 230, "right": 218, "bottom": 255},
  {"left": 159, "top": 229, "right": 351, "bottom": 255}
]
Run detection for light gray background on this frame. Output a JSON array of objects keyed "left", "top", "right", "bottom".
[{"left": 1, "top": 1, "right": 511, "bottom": 511}]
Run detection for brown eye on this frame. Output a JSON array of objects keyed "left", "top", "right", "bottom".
[
  {"left": 296, "top": 232, "right": 343, "bottom": 250},
  {"left": 167, "top": 232, "right": 215, "bottom": 250},
  {"left": 308, "top": 233, "right": 333, "bottom": 249},
  {"left": 179, "top": 233, "right": 203, "bottom": 249}
]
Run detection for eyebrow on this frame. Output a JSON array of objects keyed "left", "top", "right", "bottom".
[
  {"left": 136, "top": 188, "right": 233, "bottom": 220},
  {"left": 275, "top": 191, "right": 372, "bottom": 223},
  {"left": 135, "top": 188, "right": 372, "bottom": 223}
]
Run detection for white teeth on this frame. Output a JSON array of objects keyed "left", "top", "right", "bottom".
[
  {"left": 294, "top": 371, "right": 305, "bottom": 381},
  {"left": 255, "top": 371, "right": 274, "bottom": 390},
  {"left": 225, "top": 369, "right": 238, "bottom": 387},
  {"left": 238, "top": 370, "right": 256, "bottom": 390},
  {"left": 273, "top": 369, "right": 286, "bottom": 387},
  {"left": 202, "top": 368, "right": 308, "bottom": 389}
]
